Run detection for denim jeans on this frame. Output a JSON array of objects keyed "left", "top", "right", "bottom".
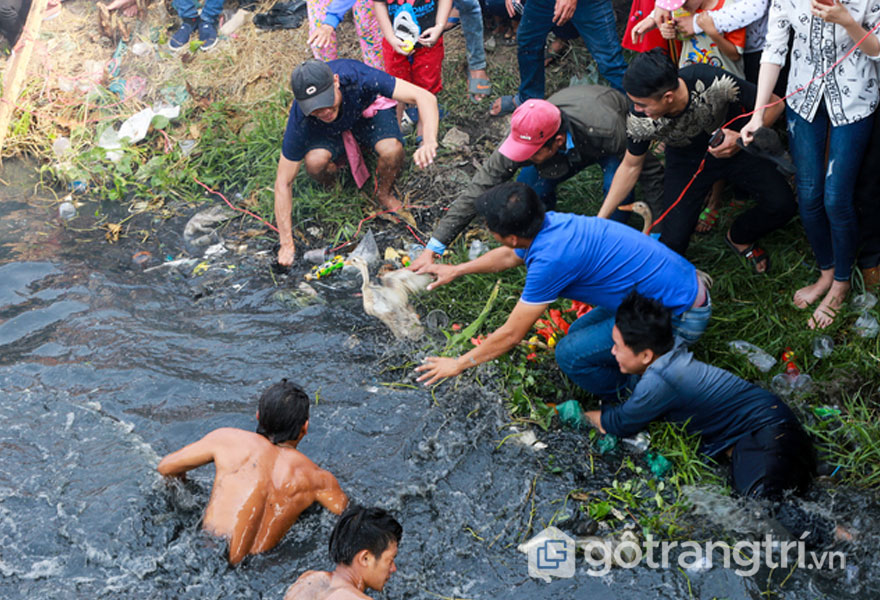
[
  {"left": 516, "top": 0, "right": 627, "bottom": 101},
  {"left": 787, "top": 104, "right": 876, "bottom": 281},
  {"left": 453, "top": 0, "right": 487, "bottom": 71},
  {"left": 516, "top": 155, "right": 633, "bottom": 219},
  {"left": 173, "top": 0, "right": 224, "bottom": 22},
  {"left": 554, "top": 295, "right": 711, "bottom": 400}
]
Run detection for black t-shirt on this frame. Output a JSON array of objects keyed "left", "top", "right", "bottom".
[{"left": 626, "top": 64, "right": 757, "bottom": 160}]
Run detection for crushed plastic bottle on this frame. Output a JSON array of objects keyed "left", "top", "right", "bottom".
[
  {"left": 58, "top": 201, "right": 76, "bottom": 221},
  {"left": 622, "top": 431, "right": 650, "bottom": 453},
  {"left": 52, "top": 136, "right": 70, "bottom": 156},
  {"left": 407, "top": 243, "right": 425, "bottom": 261},
  {"left": 468, "top": 239, "right": 488, "bottom": 261},
  {"left": 728, "top": 340, "right": 777, "bottom": 372},
  {"left": 851, "top": 292, "right": 878, "bottom": 312},
  {"left": 854, "top": 312, "right": 880, "bottom": 338},
  {"left": 770, "top": 372, "right": 813, "bottom": 398},
  {"left": 425, "top": 309, "right": 449, "bottom": 330},
  {"left": 811, "top": 335, "right": 834, "bottom": 359},
  {"left": 303, "top": 248, "right": 328, "bottom": 264},
  {"left": 645, "top": 451, "right": 671, "bottom": 478},
  {"left": 596, "top": 433, "right": 618, "bottom": 454}
]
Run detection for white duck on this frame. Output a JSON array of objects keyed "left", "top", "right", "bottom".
[{"left": 346, "top": 255, "right": 433, "bottom": 340}]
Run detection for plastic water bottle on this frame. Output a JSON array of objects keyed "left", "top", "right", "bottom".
[
  {"left": 622, "top": 432, "right": 650, "bottom": 453},
  {"left": 468, "top": 239, "right": 488, "bottom": 261},
  {"left": 854, "top": 312, "right": 880, "bottom": 338},
  {"left": 58, "top": 201, "right": 76, "bottom": 221},
  {"left": 407, "top": 243, "right": 425, "bottom": 261},
  {"left": 852, "top": 292, "right": 878, "bottom": 312},
  {"left": 303, "top": 248, "right": 328, "bottom": 264},
  {"left": 728, "top": 340, "right": 776, "bottom": 372},
  {"left": 812, "top": 335, "right": 834, "bottom": 359}
]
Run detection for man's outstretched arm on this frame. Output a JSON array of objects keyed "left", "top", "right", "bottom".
[
  {"left": 415, "top": 300, "right": 548, "bottom": 385},
  {"left": 274, "top": 154, "right": 303, "bottom": 266},
  {"left": 157, "top": 429, "right": 226, "bottom": 477},
  {"left": 597, "top": 150, "right": 646, "bottom": 219}
]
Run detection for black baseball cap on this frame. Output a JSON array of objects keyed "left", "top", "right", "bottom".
[{"left": 291, "top": 60, "right": 336, "bottom": 116}]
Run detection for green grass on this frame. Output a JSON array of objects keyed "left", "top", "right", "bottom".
[{"left": 44, "top": 33, "right": 880, "bottom": 537}]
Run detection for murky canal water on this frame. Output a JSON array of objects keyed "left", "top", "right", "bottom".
[{"left": 0, "top": 161, "right": 876, "bottom": 598}]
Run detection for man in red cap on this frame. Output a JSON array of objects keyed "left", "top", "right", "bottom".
[{"left": 409, "top": 85, "right": 663, "bottom": 270}]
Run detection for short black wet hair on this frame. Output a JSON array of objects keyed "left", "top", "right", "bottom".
[
  {"left": 474, "top": 182, "right": 545, "bottom": 239},
  {"left": 328, "top": 505, "right": 403, "bottom": 565},
  {"left": 256, "top": 379, "right": 309, "bottom": 445},
  {"left": 623, "top": 48, "right": 679, "bottom": 99},
  {"left": 615, "top": 290, "right": 674, "bottom": 355}
]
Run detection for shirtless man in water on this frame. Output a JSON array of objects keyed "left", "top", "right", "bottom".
[
  {"left": 284, "top": 505, "right": 401, "bottom": 600},
  {"left": 157, "top": 379, "right": 348, "bottom": 565}
]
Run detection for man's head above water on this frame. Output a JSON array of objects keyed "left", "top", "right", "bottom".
[
  {"left": 623, "top": 49, "right": 682, "bottom": 120},
  {"left": 329, "top": 505, "right": 402, "bottom": 592},
  {"left": 256, "top": 379, "right": 310, "bottom": 446}
]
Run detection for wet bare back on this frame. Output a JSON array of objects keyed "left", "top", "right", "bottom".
[
  {"left": 158, "top": 428, "right": 347, "bottom": 564},
  {"left": 284, "top": 570, "right": 372, "bottom": 600}
]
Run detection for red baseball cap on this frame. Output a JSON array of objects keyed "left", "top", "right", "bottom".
[{"left": 498, "top": 100, "right": 562, "bottom": 162}]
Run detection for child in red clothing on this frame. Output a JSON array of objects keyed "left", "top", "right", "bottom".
[{"left": 373, "top": 0, "right": 451, "bottom": 135}]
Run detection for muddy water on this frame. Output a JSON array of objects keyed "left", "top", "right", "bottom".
[{"left": 0, "top": 161, "right": 876, "bottom": 599}]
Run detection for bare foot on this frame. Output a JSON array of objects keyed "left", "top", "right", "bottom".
[
  {"left": 793, "top": 270, "right": 833, "bottom": 309},
  {"left": 122, "top": 4, "right": 139, "bottom": 16},
  {"left": 808, "top": 280, "right": 849, "bottom": 330},
  {"left": 376, "top": 191, "right": 403, "bottom": 213},
  {"left": 696, "top": 182, "right": 723, "bottom": 234},
  {"left": 544, "top": 37, "right": 568, "bottom": 66},
  {"left": 105, "top": 0, "right": 135, "bottom": 10}
]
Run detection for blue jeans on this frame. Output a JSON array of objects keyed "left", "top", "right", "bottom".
[
  {"left": 554, "top": 296, "right": 711, "bottom": 400},
  {"left": 787, "top": 104, "right": 875, "bottom": 281},
  {"left": 516, "top": 0, "right": 626, "bottom": 100},
  {"left": 454, "top": 0, "right": 487, "bottom": 71},
  {"left": 173, "top": 0, "right": 224, "bottom": 22},
  {"left": 516, "top": 155, "right": 633, "bottom": 218}
]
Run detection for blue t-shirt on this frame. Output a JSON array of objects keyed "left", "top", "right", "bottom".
[
  {"left": 281, "top": 59, "right": 397, "bottom": 162},
  {"left": 601, "top": 341, "right": 799, "bottom": 457},
  {"left": 514, "top": 212, "right": 698, "bottom": 314}
]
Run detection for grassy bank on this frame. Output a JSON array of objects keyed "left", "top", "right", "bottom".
[{"left": 33, "top": 30, "right": 880, "bottom": 541}]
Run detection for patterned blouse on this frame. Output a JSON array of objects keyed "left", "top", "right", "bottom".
[{"left": 761, "top": 0, "right": 880, "bottom": 126}]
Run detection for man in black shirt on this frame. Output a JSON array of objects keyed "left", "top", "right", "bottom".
[{"left": 598, "top": 50, "right": 796, "bottom": 272}]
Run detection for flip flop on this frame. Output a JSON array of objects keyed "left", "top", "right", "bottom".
[
  {"left": 696, "top": 206, "right": 719, "bottom": 234},
  {"left": 467, "top": 74, "right": 492, "bottom": 104},
  {"left": 724, "top": 234, "right": 770, "bottom": 274},
  {"left": 490, "top": 94, "right": 519, "bottom": 117}
]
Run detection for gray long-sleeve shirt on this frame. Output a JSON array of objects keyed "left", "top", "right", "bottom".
[
  {"left": 601, "top": 341, "right": 800, "bottom": 457},
  {"left": 427, "top": 85, "right": 664, "bottom": 252}
]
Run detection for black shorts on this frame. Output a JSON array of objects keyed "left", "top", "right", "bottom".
[
  {"left": 730, "top": 421, "right": 815, "bottom": 500},
  {"left": 306, "top": 108, "right": 403, "bottom": 161}
]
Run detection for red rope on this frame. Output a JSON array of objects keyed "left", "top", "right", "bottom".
[
  {"left": 647, "top": 20, "right": 880, "bottom": 233},
  {"left": 192, "top": 175, "right": 280, "bottom": 233}
]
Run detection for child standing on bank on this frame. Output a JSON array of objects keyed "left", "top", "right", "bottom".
[{"left": 372, "top": 0, "right": 452, "bottom": 136}]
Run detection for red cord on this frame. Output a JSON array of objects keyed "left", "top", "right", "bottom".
[
  {"left": 192, "top": 175, "right": 280, "bottom": 233},
  {"left": 648, "top": 20, "right": 880, "bottom": 233}
]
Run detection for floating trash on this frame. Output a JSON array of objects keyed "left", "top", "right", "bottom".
[
  {"left": 425, "top": 309, "right": 449, "bottom": 330},
  {"left": 728, "top": 340, "right": 776, "bottom": 372},
  {"left": 58, "top": 201, "right": 76, "bottom": 221},
  {"left": 131, "top": 251, "right": 152, "bottom": 268},
  {"left": 811, "top": 335, "right": 834, "bottom": 359}
]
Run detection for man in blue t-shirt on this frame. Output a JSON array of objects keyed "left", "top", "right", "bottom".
[
  {"left": 415, "top": 182, "right": 712, "bottom": 400},
  {"left": 274, "top": 59, "right": 440, "bottom": 266}
]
